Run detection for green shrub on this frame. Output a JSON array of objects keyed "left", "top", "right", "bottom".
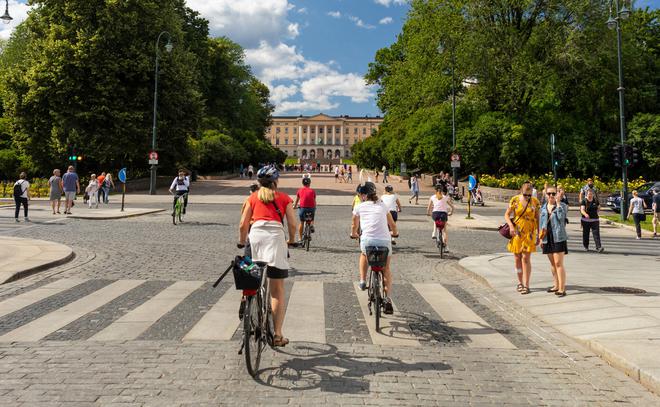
[{"left": 479, "top": 174, "right": 648, "bottom": 193}]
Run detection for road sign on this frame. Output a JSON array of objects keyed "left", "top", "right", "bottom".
[
  {"left": 468, "top": 175, "right": 476, "bottom": 190},
  {"left": 149, "top": 159, "right": 158, "bottom": 165},
  {"left": 118, "top": 168, "right": 127, "bottom": 183},
  {"left": 149, "top": 151, "right": 159, "bottom": 160},
  {"left": 400, "top": 162, "right": 407, "bottom": 174},
  {"left": 451, "top": 160, "right": 461, "bottom": 168},
  {"left": 451, "top": 153, "right": 460, "bottom": 162}
]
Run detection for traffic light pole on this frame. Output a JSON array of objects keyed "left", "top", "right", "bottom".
[
  {"left": 615, "top": 11, "right": 629, "bottom": 221},
  {"left": 551, "top": 134, "right": 557, "bottom": 186}
]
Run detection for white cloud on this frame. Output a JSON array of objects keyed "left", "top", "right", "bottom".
[
  {"left": 374, "top": 0, "right": 407, "bottom": 6},
  {"left": 186, "top": 0, "right": 296, "bottom": 47},
  {"left": 379, "top": 17, "right": 393, "bottom": 25},
  {"left": 348, "top": 15, "right": 375, "bottom": 29},
  {"left": 0, "top": 1, "right": 32, "bottom": 40},
  {"left": 245, "top": 42, "right": 375, "bottom": 114},
  {"left": 297, "top": 7, "right": 307, "bottom": 14},
  {"left": 327, "top": 11, "right": 341, "bottom": 18}
]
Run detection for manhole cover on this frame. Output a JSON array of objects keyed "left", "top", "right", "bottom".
[{"left": 600, "top": 287, "right": 647, "bottom": 294}]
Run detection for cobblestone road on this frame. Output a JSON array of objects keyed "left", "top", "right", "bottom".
[{"left": 0, "top": 196, "right": 657, "bottom": 406}]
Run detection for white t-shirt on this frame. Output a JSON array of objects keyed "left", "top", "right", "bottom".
[
  {"left": 430, "top": 194, "right": 450, "bottom": 212},
  {"left": 86, "top": 180, "right": 99, "bottom": 194},
  {"left": 381, "top": 194, "right": 398, "bottom": 212},
  {"left": 630, "top": 197, "right": 645, "bottom": 214},
  {"left": 353, "top": 200, "right": 391, "bottom": 240},
  {"left": 14, "top": 180, "right": 29, "bottom": 198},
  {"left": 170, "top": 177, "right": 190, "bottom": 192}
]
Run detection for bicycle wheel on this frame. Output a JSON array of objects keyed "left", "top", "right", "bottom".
[
  {"left": 304, "top": 224, "right": 310, "bottom": 251},
  {"left": 373, "top": 271, "right": 381, "bottom": 331},
  {"left": 178, "top": 201, "right": 184, "bottom": 223},
  {"left": 243, "top": 296, "right": 262, "bottom": 377},
  {"left": 172, "top": 201, "right": 180, "bottom": 225}
]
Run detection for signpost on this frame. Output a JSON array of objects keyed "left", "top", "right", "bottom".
[
  {"left": 118, "top": 168, "right": 127, "bottom": 212},
  {"left": 451, "top": 153, "right": 461, "bottom": 169},
  {"left": 149, "top": 151, "right": 159, "bottom": 166},
  {"left": 400, "top": 162, "right": 407, "bottom": 180},
  {"left": 467, "top": 175, "right": 477, "bottom": 219}
]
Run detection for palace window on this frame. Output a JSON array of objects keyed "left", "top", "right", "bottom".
[
  {"left": 354, "top": 128, "right": 358, "bottom": 135},
  {"left": 293, "top": 127, "right": 297, "bottom": 134},
  {"left": 293, "top": 138, "right": 297, "bottom": 145},
  {"left": 319, "top": 127, "right": 324, "bottom": 134},
  {"left": 284, "top": 138, "right": 289, "bottom": 145},
  {"left": 303, "top": 127, "right": 307, "bottom": 133},
  {"left": 276, "top": 137, "right": 280, "bottom": 145},
  {"left": 276, "top": 127, "right": 280, "bottom": 134},
  {"left": 363, "top": 128, "right": 366, "bottom": 135}
]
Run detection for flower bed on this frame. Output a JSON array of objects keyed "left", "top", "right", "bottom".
[{"left": 479, "top": 174, "right": 648, "bottom": 194}]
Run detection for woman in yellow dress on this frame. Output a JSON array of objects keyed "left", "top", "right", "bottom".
[{"left": 504, "top": 182, "right": 540, "bottom": 294}]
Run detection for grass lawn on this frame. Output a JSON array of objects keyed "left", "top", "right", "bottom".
[{"left": 603, "top": 215, "right": 655, "bottom": 232}]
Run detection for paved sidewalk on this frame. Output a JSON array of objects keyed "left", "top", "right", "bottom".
[
  {"left": 67, "top": 207, "right": 165, "bottom": 220},
  {"left": 0, "top": 237, "right": 74, "bottom": 284},
  {"left": 460, "top": 251, "right": 660, "bottom": 394}
]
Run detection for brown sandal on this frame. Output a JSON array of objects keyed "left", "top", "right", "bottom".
[{"left": 273, "top": 335, "right": 289, "bottom": 347}]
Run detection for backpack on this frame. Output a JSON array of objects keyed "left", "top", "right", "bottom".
[{"left": 13, "top": 181, "right": 24, "bottom": 199}]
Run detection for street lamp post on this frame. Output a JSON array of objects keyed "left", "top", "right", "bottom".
[
  {"left": 150, "top": 31, "right": 174, "bottom": 195},
  {"left": 438, "top": 42, "right": 457, "bottom": 187},
  {"left": 607, "top": 0, "right": 631, "bottom": 221},
  {"left": 1, "top": 0, "right": 13, "bottom": 24}
]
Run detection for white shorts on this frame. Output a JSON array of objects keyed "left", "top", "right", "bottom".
[{"left": 64, "top": 191, "right": 76, "bottom": 201}]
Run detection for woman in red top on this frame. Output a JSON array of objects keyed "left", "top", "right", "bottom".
[{"left": 238, "top": 165, "right": 297, "bottom": 346}]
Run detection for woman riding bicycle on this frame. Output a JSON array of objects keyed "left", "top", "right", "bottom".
[
  {"left": 350, "top": 182, "right": 398, "bottom": 314},
  {"left": 427, "top": 184, "right": 454, "bottom": 248},
  {"left": 238, "top": 165, "right": 297, "bottom": 347}
]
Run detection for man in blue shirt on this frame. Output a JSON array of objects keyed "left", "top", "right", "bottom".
[{"left": 62, "top": 166, "right": 80, "bottom": 215}]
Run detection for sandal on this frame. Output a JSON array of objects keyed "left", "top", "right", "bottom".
[
  {"left": 546, "top": 287, "right": 558, "bottom": 293},
  {"left": 520, "top": 286, "right": 530, "bottom": 295},
  {"left": 273, "top": 335, "right": 289, "bottom": 347},
  {"left": 516, "top": 284, "right": 524, "bottom": 292}
]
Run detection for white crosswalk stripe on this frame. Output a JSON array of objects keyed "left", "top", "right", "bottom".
[
  {"left": 0, "top": 280, "right": 145, "bottom": 342},
  {"left": 89, "top": 281, "right": 203, "bottom": 341},
  {"left": 0, "top": 278, "right": 520, "bottom": 348}
]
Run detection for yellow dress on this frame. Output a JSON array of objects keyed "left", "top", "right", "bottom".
[{"left": 506, "top": 195, "right": 540, "bottom": 254}]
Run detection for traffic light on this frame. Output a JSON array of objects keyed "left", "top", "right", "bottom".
[
  {"left": 68, "top": 155, "right": 77, "bottom": 161},
  {"left": 622, "top": 145, "right": 633, "bottom": 167},
  {"left": 77, "top": 155, "right": 83, "bottom": 161},
  {"left": 612, "top": 144, "right": 622, "bottom": 167},
  {"left": 554, "top": 151, "right": 565, "bottom": 167},
  {"left": 631, "top": 146, "right": 640, "bottom": 167}
]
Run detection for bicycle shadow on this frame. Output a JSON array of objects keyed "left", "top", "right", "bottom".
[{"left": 256, "top": 342, "right": 452, "bottom": 393}]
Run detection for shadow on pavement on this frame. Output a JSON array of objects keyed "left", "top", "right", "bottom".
[
  {"left": 565, "top": 285, "right": 659, "bottom": 297},
  {"left": 257, "top": 342, "right": 451, "bottom": 392}
]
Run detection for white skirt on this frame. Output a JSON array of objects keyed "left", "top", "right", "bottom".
[{"left": 249, "top": 221, "right": 290, "bottom": 270}]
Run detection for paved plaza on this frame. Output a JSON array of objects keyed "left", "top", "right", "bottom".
[{"left": 0, "top": 173, "right": 658, "bottom": 406}]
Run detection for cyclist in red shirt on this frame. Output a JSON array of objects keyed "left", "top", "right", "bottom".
[{"left": 293, "top": 176, "right": 317, "bottom": 242}]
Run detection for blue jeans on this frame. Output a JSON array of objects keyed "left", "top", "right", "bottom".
[{"left": 298, "top": 207, "right": 316, "bottom": 222}]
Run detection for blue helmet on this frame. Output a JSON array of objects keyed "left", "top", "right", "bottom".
[{"left": 257, "top": 165, "right": 279, "bottom": 182}]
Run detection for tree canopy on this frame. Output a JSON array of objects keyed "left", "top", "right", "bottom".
[
  {"left": 0, "top": 0, "right": 280, "bottom": 179},
  {"left": 355, "top": 0, "right": 660, "bottom": 180}
]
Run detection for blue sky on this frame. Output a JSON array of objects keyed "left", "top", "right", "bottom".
[{"left": 3, "top": 0, "right": 659, "bottom": 117}]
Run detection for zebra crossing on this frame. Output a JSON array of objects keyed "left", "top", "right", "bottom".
[{"left": 0, "top": 278, "right": 520, "bottom": 348}]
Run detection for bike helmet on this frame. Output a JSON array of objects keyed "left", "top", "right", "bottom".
[
  {"left": 302, "top": 176, "right": 311, "bottom": 186},
  {"left": 385, "top": 185, "right": 393, "bottom": 193},
  {"left": 360, "top": 182, "right": 377, "bottom": 196},
  {"left": 256, "top": 165, "right": 279, "bottom": 182}
]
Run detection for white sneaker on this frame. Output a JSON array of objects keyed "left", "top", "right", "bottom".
[{"left": 24, "top": 218, "right": 30, "bottom": 222}]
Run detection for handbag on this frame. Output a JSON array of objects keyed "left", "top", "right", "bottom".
[{"left": 498, "top": 197, "right": 531, "bottom": 239}]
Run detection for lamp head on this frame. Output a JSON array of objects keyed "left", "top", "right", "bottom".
[
  {"left": 606, "top": 15, "right": 617, "bottom": 29},
  {"left": 165, "top": 40, "right": 173, "bottom": 53},
  {"left": 1, "top": 0, "right": 11, "bottom": 25},
  {"left": 619, "top": 5, "right": 630, "bottom": 19}
]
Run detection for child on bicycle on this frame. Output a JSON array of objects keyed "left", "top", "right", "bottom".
[
  {"left": 169, "top": 170, "right": 190, "bottom": 214},
  {"left": 293, "top": 176, "right": 316, "bottom": 242},
  {"left": 427, "top": 184, "right": 454, "bottom": 248}
]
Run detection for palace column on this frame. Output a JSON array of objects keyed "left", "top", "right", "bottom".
[
  {"left": 340, "top": 123, "right": 344, "bottom": 145},
  {"left": 306, "top": 125, "right": 310, "bottom": 145},
  {"left": 315, "top": 125, "right": 319, "bottom": 145},
  {"left": 332, "top": 125, "right": 336, "bottom": 145},
  {"left": 324, "top": 125, "right": 328, "bottom": 145},
  {"left": 298, "top": 125, "right": 303, "bottom": 145}
]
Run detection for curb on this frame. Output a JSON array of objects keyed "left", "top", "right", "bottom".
[
  {"left": 603, "top": 218, "right": 655, "bottom": 237},
  {"left": 67, "top": 208, "right": 165, "bottom": 220},
  {"left": 1, "top": 250, "right": 75, "bottom": 285},
  {"left": 457, "top": 254, "right": 660, "bottom": 396}
]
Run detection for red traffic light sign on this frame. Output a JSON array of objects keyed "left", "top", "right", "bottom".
[{"left": 149, "top": 151, "right": 159, "bottom": 160}]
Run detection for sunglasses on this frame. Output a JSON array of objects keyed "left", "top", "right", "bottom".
[
  {"left": 547, "top": 192, "right": 557, "bottom": 196},
  {"left": 523, "top": 194, "right": 532, "bottom": 198}
]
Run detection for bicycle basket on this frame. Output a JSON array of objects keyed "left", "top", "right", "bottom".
[
  {"left": 232, "top": 256, "right": 263, "bottom": 290},
  {"left": 365, "top": 246, "right": 389, "bottom": 268}
]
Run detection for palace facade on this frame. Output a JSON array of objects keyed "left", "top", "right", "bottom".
[{"left": 265, "top": 114, "right": 383, "bottom": 161}]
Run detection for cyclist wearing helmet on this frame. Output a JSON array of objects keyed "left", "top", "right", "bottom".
[
  {"left": 381, "top": 185, "right": 402, "bottom": 222},
  {"left": 351, "top": 182, "right": 398, "bottom": 313},
  {"left": 293, "top": 176, "right": 317, "bottom": 241},
  {"left": 238, "top": 165, "right": 297, "bottom": 347},
  {"left": 169, "top": 169, "right": 190, "bottom": 215},
  {"left": 427, "top": 184, "right": 454, "bottom": 247}
]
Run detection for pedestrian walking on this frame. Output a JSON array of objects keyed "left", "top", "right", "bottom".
[
  {"left": 247, "top": 164, "right": 254, "bottom": 179},
  {"left": 540, "top": 186, "right": 569, "bottom": 297},
  {"left": 13, "top": 172, "right": 30, "bottom": 222},
  {"left": 347, "top": 166, "right": 353, "bottom": 183},
  {"left": 408, "top": 174, "right": 419, "bottom": 205},
  {"left": 85, "top": 174, "right": 99, "bottom": 209},
  {"left": 102, "top": 173, "right": 115, "bottom": 204},
  {"left": 48, "top": 169, "right": 63, "bottom": 214},
  {"left": 375, "top": 169, "right": 380, "bottom": 183},
  {"left": 579, "top": 178, "right": 598, "bottom": 202},
  {"left": 652, "top": 189, "right": 659, "bottom": 238},
  {"left": 504, "top": 182, "right": 540, "bottom": 295},
  {"left": 628, "top": 190, "right": 647, "bottom": 239},
  {"left": 62, "top": 165, "right": 80, "bottom": 215},
  {"left": 383, "top": 168, "right": 389, "bottom": 183},
  {"left": 580, "top": 189, "right": 603, "bottom": 252},
  {"left": 334, "top": 165, "right": 339, "bottom": 182},
  {"left": 96, "top": 172, "right": 106, "bottom": 204}
]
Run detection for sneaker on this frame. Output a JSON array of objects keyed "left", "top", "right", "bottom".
[
  {"left": 636, "top": 237, "right": 641, "bottom": 240},
  {"left": 358, "top": 281, "right": 367, "bottom": 291},
  {"left": 597, "top": 247, "right": 604, "bottom": 253},
  {"left": 383, "top": 298, "right": 394, "bottom": 314},
  {"left": 583, "top": 247, "right": 589, "bottom": 252},
  {"left": 24, "top": 218, "right": 30, "bottom": 222},
  {"left": 15, "top": 218, "right": 19, "bottom": 223}
]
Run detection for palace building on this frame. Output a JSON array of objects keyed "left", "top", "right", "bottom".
[{"left": 265, "top": 114, "right": 383, "bottom": 161}]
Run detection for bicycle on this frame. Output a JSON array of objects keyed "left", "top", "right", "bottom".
[
  {"left": 301, "top": 212, "right": 313, "bottom": 251},
  {"left": 434, "top": 220, "right": 447, "bottom": 258},
  {"left": 172, "top": 193, "right": 187, "bottom": 225},
  {"left": 365, "top": 246, "right": 389, "bottom": 331}
]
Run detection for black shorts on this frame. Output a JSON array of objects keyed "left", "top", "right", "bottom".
[
  {"left": 389, "top": 210, "right": 398, "bottom": 222},
  {"left": 266, "top": 266, "right": 288, "bottom": 279},
  {"left": 432, "top": 211, "right": 448, "bottom": 222}
]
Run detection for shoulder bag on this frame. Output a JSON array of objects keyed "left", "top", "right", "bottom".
[{"left": 498, "top": 197, "right": 530, "bottom": 239}]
